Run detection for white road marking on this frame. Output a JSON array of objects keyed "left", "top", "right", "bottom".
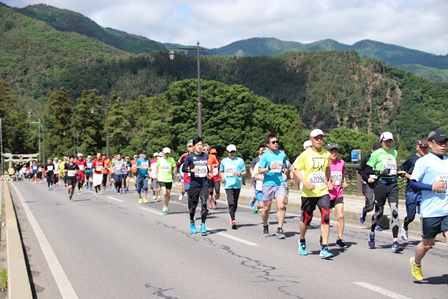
[
  {"left": 107, "top": 196, "right": 124, "bottom": 203},
  {"left": 353, "top": 282, "right": 412, "bottom": 299},
  {"left": 10, "top": 183, "right": 79, "bottom": 299},
  {"left": 207, "top": 227, "right": 259, "bottom": 246},
  {"left": 139, "top": 207, "right": 164, "bottom": 216}
]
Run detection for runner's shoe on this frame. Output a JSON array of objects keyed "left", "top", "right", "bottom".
[
  {"left": 153, "top": 195, "right": 157, "bottom": 200},
  {"left": 213, "top": 199, "right": 217, "bottom": 208},
  {"left": 138, "top": 198, "right": 143, "bottom": 204},
  {"left": 231, "top": 220, "right": 238, "bottom": 230},
  {"left": 336, "top": 238, "right": 347, "bottom": 249},
  {"left": 162, "top": 206, "right": 169, "bottom": 215},
  {"left": 253, "top": 206, "right": 259, "bottom": 214},
  {"left": 276, "top": 228, "right": 286, "bottom": 239},
  {"left": 200, "top": 224, "right": 207, "bottom": 236},
  {"left": 190, "top": 222, "right": 197, "bottom": 234},
  {"left": 359, "top": 213, "right": 365, "bottom": 224},
  {"left": 249, "top": 197, "right": 256, "bottom": 207},
  {"left": 69, "top": 196, "right": 73, "bottom": 201},
  {"left": 263, "top": 225, "right": 269, "bottom": 238},
  {"left": 178, "top": 195, "right": 182, "bottom": 200},
  {"left": 298, "top": 241, "right": 308, "bottom": 256},
  {"left": 143, "top": 198, "right": 148, "bottom": 203},
  {"left": 319, "top": 247, "right": 334, "bottom": 258},
  {"left": 368, "top": 232, "right": 375, "bottom": 249},
  {"left": 391, "top": 241, "right": 403, "bottom": 252},
  {"left": 410, "top": 257, "right": 423, "bottom": 281},
  {"left": 78, "top": 191, "right": 81, "bottom": 195},
  {"left": 401, "top": 224, "right": 409, "bottom": 241},
  {"left": 375, "top": 224, "right": 382, "bottom": 231}
]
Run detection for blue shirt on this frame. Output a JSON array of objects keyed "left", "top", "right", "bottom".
[
  {"left": 220, "top": 157, "right": 245, "bottom": 189},
  {"left": 400, "top": 154, "right": 421, "bottom": 193},
  {"left": 259, "top": 150, "right": 287, "bottom": 187},
  {"left": 410, "top": 153, "right": 448, "bottom": 218},
  {"left": 135, "top": 157, "right": 150, "bottom": 177}
]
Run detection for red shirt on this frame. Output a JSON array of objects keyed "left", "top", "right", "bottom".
[
  {"left": 75, "top": 159, "right": 87, "bottom": 174},
  {"left": 92, "top": 159, "right": 105, "bottom": 175},
  {"left": 177, "top": 153, "right": 191, "bottom": 184}
]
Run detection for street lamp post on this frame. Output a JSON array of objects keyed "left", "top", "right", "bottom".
[
  {"left": 30, "top": 118, "right": 41, "bottom": 161},
  {"left": 105, "top": 101, "right": 109, "bottom": 158},
  {"left": 169, "top": 41, "right": 204, "bottom": 137}
]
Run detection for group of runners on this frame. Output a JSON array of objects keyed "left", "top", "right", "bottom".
[{"left": 10, "top": 128, "right": 448, "bottom": 281}]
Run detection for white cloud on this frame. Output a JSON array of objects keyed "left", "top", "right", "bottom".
[{"left": 3, "top": 0, "right": 448, "bottom": 55}]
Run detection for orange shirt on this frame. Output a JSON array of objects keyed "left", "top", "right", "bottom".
[
  {"left": 208, "top": 154, "right": 219, "bottom": 180},
  {"left": 102, "top": 159, "right": 111, "bottom": 174}
]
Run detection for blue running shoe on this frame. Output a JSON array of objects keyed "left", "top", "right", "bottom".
[
  {"left": 391, "top": 241, "right": 403, "bottom": 252},
  {"left": 320, "top": 247, "right": 333, "bottom": 258},
  {"left": 200, "top": 224, "right": 207, "bottom": 236},
  {"left": 368, "top": 232, "right": 375, "bottom": 249},
  {"left": 189, "top": 222, "right": 197, "bottom": 234},
  {"left": 375, "top": 225, "right": 382, "bottom": 231},
  {"left": 299, "top": 241, "right": 308, "bottom": 256},
  {"left": 249, "top": 197, "right": 256, "bottom": 207},
  {"left": 360, "top": 214, "right": 365, "bottom": 224}
]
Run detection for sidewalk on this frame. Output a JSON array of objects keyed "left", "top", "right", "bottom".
[{"left": 171, "top": 184, "right": 422, "bottom": 238}]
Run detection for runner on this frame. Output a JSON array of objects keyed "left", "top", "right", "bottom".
[
  {"left": 249, "top": 145, "right": 266, "bottom": 208},
  {"left": 112, "top": 154, "right": 127, "bottom": 193},
  {"left": 101, "top": 153, "right": 111, "bottom": 193},
  {"left": 408, "top": 130, "right": 448, "bottom": 281},
  {"left": 64, "top": 155, "right": 79, "bottom": 201},
  {"left": 44, "top": 158, "right": 55, "bottom": 191},
  {"left": 131, "top": 154, "right": 138, "bottom": 190},
  {"left": 85, "top": 155, "right": 93, "bottom": 191},
  {"left": 75, "top": 153, "right": 87, "bottom": 195},
  {"left": 181, "top": 136, "right": 210, "bottom": 235},
  {"left": 150, "top": 152, "right": 161, "bottom": 201},
  {"left": 400, "top": 138, "right": 429, "bottom": 241},
  {"left": 156, "top": 147, "right": 176, "bottom": 214},
  {"left": 92, "top": 153, "right": 105, "bottom": 195},
  {"left": 220, "top": 144, "right": 246, "bottom": 229},
  {"left": 209, "top": 148, "right": 221, "bottom": 209},
  {"left": 327, "top": 143, "right": 348, "bottom": 249},
  {"left": 123, "top": 156, "right": 131, "bottom": 192},
  {"left": 175, "top": 140, "right": 194, "bottom": 200},
  {"left": 251, "top": 158, "right": 265, "bottom": 215},
  {"left": 358, "top": 142, "right": 383, "bottom": 224},
  {"left": 293, "top": 129, "right": 334, "bottom": 258},
  {"left": 204, "top": 145, "right": 219, "bottom": 210},
  {"left": 135, "top": 150, "right": 150, "bottom": 204},
  {"left": 31, "top": 161, "right": 38, "bottom": 184},
  {"left": 365, "top": 132, "right": 402, "bottom": 251},
  {"left": 258, "top": 133, "right": 288, "bottom": 239},
  {"left": 37, "top": 162, "right": 43, "bottom": 183},
  {"left": 53, "top": 158, "right": 60, "bottom": 186}
]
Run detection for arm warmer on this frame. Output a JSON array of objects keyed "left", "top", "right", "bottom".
[{"left": 409, "top": 179, "right": 432, "bottom": 191}]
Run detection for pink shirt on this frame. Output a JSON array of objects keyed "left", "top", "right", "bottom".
[{"left": 329, "top": 158, "right": 345, "bottom": 201}]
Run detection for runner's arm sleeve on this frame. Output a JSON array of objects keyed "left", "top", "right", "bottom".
[
  {"left": 181, "top": 161, "right": 189, "bottom": 173},
  {"left": 409, "top": 179, "right": 432, "bottom": 191}
]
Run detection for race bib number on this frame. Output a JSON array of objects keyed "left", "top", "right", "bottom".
[
  {"left": 96, "top": 166, "right": 103, "bottom": 171},
  {"left": 225, "top": 167, "right": 236, "bottom": 175},
  {"left": 196, "top": 166, "right": 208, "bottom": 177},
  {"left": 436, "top": 175, "right": 448, "bottom": 194},
  {"left": 47, "top": 166, "right": 53, "bottom": 171},
  {"left": 161, "top": 164, "right": 170, "bottom": 171},
  {"left": 78, "top": 165, "right": 85, "bottom": 171},
  {"left": 212, "top": 168, "right": 219, "bottom": 176},
  {"left": 141, "top": 162, "right": 149, "bottom": 168},
  {"left": 382, "top": 159, "right": 397, "bottom": 175},
  {"left": 310, "top": 172, "right": 326, "bottom": 187},
  {"left": 67, "top": 170, "right": 76, "bottom": 177},
  {"left": 331, "top": 171, "right": 342, "bottom": 186},
  {"left": 270, "top": 160, "right": 283, "bottom": 173}
]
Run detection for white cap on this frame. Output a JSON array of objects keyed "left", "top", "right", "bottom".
[
  {"left": 153, "top": 152, "right": 158, "bottom": 157},
  {"left": 303, "top": 140, "right": 312, "bottom": 149},
  {"left": 226, "top": 144, "right": 237, "bottom": 152},
  {"left": 380, "top": 132, "right": 394, "bottom": 141},
  {"left": 87, "top": 155, "right": 92, "bottom": 158},
  {"left": 310, "top": 129, "right": 324, "bottom": 138},
  {"left": 158, "top": 152, "right": 163, "bottom": 157},
  {"left": 163, "top": 147, "right": 170, "bottom": 154},
  {"left": 77, "top": 153, "right": 83, "bottom": 157}
]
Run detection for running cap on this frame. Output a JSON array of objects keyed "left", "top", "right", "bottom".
[
  {"left": 162, "top": 147, "right": 171, "bottom": 154},
  {"left": 158, "top": 152, "right": 163, "bottom": 157},
  {"left": 310, "top": 129, "right": 324, "bottom": 138},
  {"left": 380, "top": 132, "right": 394, "bottom": 141},
  {"left": 121, "top": 155, "right": 125, "bottom": 159},
  {"left": 101, "top": 153, "right": 107, "bottom": 156},
  {"left": 227, "top": 144, "right": 237, "bottom": 152},
  {"left": 140, "top": 150, "right": 147, "bottom": 154},
  {"left": 428, "top": 130, "right": 448, "bottom": 142},
  {"left": 153, "top": 152, "right": 158, "bottom": 157},
  {"left": 210, "top": 148, "right": 217, "bottom": 154},
  {"left": 417, "top": 138, "right": 429, "bottom": 147},
  {"left": 77, "top": 153, "right": 83, "bottom": 157},
  {"left": 186, "top": 140, "right": 193, "bottom": 147},
  {"left": 303, "top": 140, "right": 312, "bottom": 149},
  {"left": 372, "top": 143, "right": 382, "bottom": 151},
  {"left": 327, "top": 143, "right": 339, "bottom": 150},
  {"left": 87, "top": 155, "right": 92, "bottom": 158}
]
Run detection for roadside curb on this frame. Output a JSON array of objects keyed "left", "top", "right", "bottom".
[{"left": 3, "top": 181, "right": 33, "bottom": 299}]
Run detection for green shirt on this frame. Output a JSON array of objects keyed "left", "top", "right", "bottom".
[
  {"left": 156, "top": 157, "right": 176, "bottom": 183},
  {"left": 367, "top": 148, "right": 398, "bottom": 176}
]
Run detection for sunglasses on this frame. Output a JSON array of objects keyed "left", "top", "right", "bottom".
[{"left": 271, "top": 140, "right": 279, "bottom": 144}]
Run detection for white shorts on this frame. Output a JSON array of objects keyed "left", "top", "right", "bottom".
[{"left": 93, "top": 173, "right": 103, "bottom": 187}]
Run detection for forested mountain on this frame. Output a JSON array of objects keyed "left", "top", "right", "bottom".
[
  {"left": 15, "top": 4, "right": 167, "bottom": 54},
  {"left": 1, "top": 2, "right": 448, "bottom": 161}
]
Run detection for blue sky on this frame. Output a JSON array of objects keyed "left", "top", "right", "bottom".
[{"left": 3, "top": 0, "right": 447, "bottom": 55}]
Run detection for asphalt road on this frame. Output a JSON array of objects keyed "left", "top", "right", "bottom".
[{"left": 9, "top": 181, "right": 448, "bottom": 299}]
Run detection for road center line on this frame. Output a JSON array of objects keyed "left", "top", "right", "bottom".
[
  {"left": 107, "top": 196, "right": 124, "bottom": 203},
  {"left": 10, "top": 183, "right": 79, "bottom": 299},
  {"left": 211, "top": 229, "right": 259, "bottom": 246},
  {"left": 139, "top": 207, "right": 164, "bottom": 216},
  {"left": 353, "top": 282, "right": 411, "bottom": 299}
]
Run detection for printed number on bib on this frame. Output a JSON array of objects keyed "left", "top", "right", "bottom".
[
  {"left": 196, "top": 166, "right": 208, "bottom": 177},
  {"left": 310, "top": 172, "right": 326, "bottom": 187},
  {"left": 225, "top": 167, "right": 236, "bottom": 175},
  {"left": 382, "top": 159, "right": 397, "bottom": 175},
  {"left": 67, "top": 170, "right": 76, "bottom": 177},
  {"left": 47, "top": 166, "right": 54, "bottom": 171},
  {"left": 270, "top": 161, "right": 283, "bottom": 173},
  {"left": 331, "top": 171, "right": 342, "bottom": 186},
  {"left": 212, "top": 168, "right": 219, "bottom": 176},
  {"left": 96, "top": 166, "right": 103, "bottom": 171},
  {"left": 78, "top": 165, "right": 85, "bottom": 171},
  {"left": 436, "top": 175, "right": 448, "bottom": 194}
]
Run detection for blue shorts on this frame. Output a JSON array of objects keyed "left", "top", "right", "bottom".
[
  {"left": 136, "top": 176, "right": 148, "bottom": 192},
  {"left": 255, "top": 190, "right": 263, "bottom": 202}
]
